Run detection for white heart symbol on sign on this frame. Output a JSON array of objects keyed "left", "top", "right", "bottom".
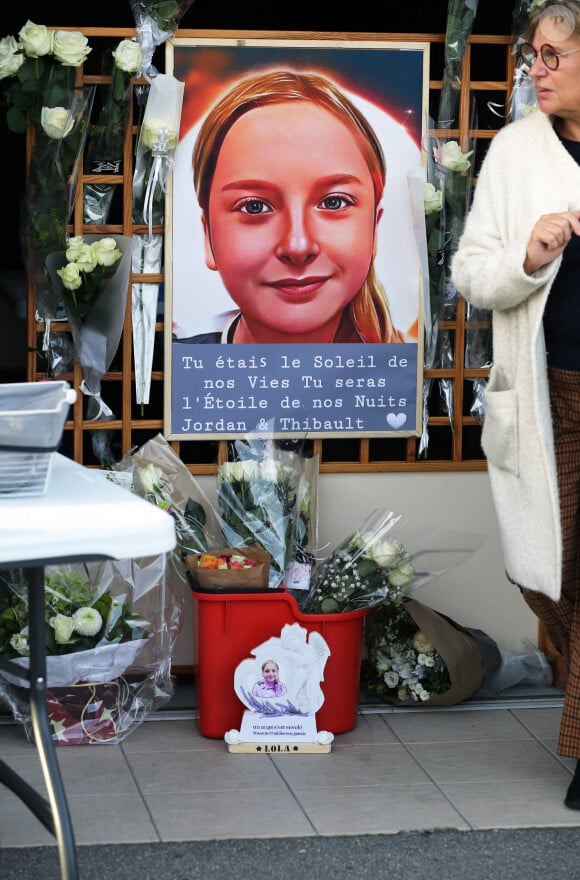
[{"left": 386, "top": 413, "right": 407, "bottom": 429}]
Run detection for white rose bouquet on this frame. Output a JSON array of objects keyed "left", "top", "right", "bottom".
[
  {"left": 55, "top": 235, "right": 124, "bottom": 322},
  {"left": 417, "top": 1, "right": 479, "bottom": 457},
  {"left": 132, "top": 73, "right": 183, "bottom": 230},
  {"left": 301, "top": 509, "right": 414, "bottom": 614},
  {"left": 429, "top": 138, "right": 475, "bottom": 308},
  {"left": 419, "top": 133, "right": 476, "bottom": 457},
  {"left": 134, "top": 460, "right": 213, "bottom": 558},
  {"left": 56, "top": 235, "right": 123, "bottom": 321},
  {"left": 109, "top": 432, "right": 226, "bottom": 597},
  {"left": 0, "top": 22, "right": 91, "bottom": 134},
  {"left": 46, "top": 233, "right": 133, "bottom": 426},
  {"left": 130, "top": 72, "right": 183, "bottom": 407},
  {"left": 0, "top": 22, "right": 94, "bottom": 320},
  {"left": 423, "top": 137, "right": 475, "bottom": 329}
]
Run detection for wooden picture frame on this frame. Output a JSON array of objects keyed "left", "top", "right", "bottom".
[{"left": 165, "top": 31, "right": 429, "bottom": 440}]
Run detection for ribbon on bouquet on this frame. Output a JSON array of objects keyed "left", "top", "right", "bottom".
[
  {"left": 136, "top": 74, "right": 184, "bottom": 242},
  {"left": 143, "top": 140, "right": 166, "bottom": 241},
  {"left": 79, "top": 380, "right": 114, "bottom": 420}
]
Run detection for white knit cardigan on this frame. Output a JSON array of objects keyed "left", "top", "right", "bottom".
[{"left": 452, "top": 109, "right": 580, "bottom": 600}]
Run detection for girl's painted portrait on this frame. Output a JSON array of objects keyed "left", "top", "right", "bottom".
[{"left": 165, "top": 34, "right": 428, "bottom": 440}]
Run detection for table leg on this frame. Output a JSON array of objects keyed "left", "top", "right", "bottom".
[{"left": 28, "top": 566, "right": 79, "bottom": 880}]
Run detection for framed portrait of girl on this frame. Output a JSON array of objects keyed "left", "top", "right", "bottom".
[{"left": 165, "top": 32, "right": 429, "bottom": 440}]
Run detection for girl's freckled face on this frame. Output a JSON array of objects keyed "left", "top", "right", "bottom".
[{"left": 203, "top": 101, "right": 380, "bottom": 343}]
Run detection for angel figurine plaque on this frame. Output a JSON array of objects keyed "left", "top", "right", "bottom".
[{"left": 225, "top": 622, "right": 335, "bottom": 753}]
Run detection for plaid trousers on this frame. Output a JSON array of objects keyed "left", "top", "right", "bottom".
[{"left": 521, "top": 366, "right": 580, "bottom": 757}]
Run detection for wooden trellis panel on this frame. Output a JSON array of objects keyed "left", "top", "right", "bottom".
[{"left": 27, "top": 28, "right": 515, "bottom": 475}]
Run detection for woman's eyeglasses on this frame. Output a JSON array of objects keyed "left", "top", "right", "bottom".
[{"left": 518, "top": 42, "right": 580, "bottom": 71}]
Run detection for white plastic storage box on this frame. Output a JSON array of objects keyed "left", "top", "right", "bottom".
[{"left": 0, "top": 381, "right": 76, "bottom": 497}]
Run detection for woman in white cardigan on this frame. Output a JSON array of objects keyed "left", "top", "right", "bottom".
[{"left": 452, "top": 0, "right": 580, "bottom": 810}]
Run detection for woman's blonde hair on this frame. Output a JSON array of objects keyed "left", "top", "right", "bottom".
[
  {"left": 526, "top": 0, "right": 580, "bottom": 42},
  {"left": 192, "top": 69, "right": 403, "bottom": 343}
]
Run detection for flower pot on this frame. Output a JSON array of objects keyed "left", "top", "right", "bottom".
[{"left": 192, "top": 586, "right": 367, "bottom": 738}]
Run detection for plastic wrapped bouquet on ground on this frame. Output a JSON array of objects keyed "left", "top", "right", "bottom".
[{"left": 301, "top": 510, "right": 414, "bottom": 613}]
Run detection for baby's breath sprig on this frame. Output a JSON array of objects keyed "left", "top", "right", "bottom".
[{"left": 302, "top": 510, "right": 414, "bottom": 614}]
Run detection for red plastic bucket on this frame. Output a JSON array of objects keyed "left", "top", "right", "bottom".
[{"left": 192, "top": 587, "right": 367, "bottom": 738}]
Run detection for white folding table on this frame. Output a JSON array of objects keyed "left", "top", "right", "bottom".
[{"left": 0, "top": 453, "right": 176, "bottom": 880}]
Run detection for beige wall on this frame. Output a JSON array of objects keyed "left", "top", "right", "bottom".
[{"left": 173, "top": 471, "right": 537, "bottom": 666}]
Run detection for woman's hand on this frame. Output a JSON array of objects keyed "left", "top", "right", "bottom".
[{"left": 524, "top": 210, "right": 580, "bottom": 275}]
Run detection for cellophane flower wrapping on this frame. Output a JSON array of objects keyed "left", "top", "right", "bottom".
[
  {"left": 83, "top": 39, "right": 143, "bottom": 225},
  {"left": 432, "top": 130, "right": 481, "bottom": 430},
  {"left": 413, "top": 0, "right": 479, "bottom": 456},
  {"left": 438, "top": 0, "right": 480, "bottom": 130},
  {"left": 129, "top": 0, "right": 194, "bottom": 76},
  {"left": 364, "top": 599, "right": 452, "bottom": 702},
  {"left": 0, "top": 23, "right": 94, "bottom": 323},
  {"left": 509, "top": 1, "right": 540, "bottom": 121},
  {"left": 302, "top": 515, "right": 485, "bottom": 616},
  {"left": 407, "top": 168, "right": 438, "bottom": 457},
  {"left": 0, "top": 555, "right": 180, "bottom": 744},
  {"left": 45, "top": 234, "right": 133, "bottom": 425},
  {"left": 475, "top": 638, "right": 552, "bottom": 697},
  {"left": 464, "top": 299, "right": 492, "bottom": 421},
  {"left": 109, "top": 432, "right": 225, "bottom": 610},
  {"left": 132, "top": 73, "right": 183, "bottom": 231},
  {"left": 216, "top": 434, "right": 318, "bottom": 591},
  {"left": 301, "top": 509, "right": 414, "bottom": 614},
  {"left": 364, "top": 597, "right": 497, "bottom": 706},
  {"left": 131, "top": 74, "right": 183, "bottom": 406},
  {"left": 418, "top": 125, "right": 477, "bottom": 456},
  {"left": 22, "top": 73, "right": 96, "bottom": 322},
  {"left": 132, "top": 233, "right": 163, "bottom": 406},
  {"left": 429, "top": 133, "right": 476, "bottom": 322},
  {"left": 284, "top": 453, "right": 319, "bottom": 600}
]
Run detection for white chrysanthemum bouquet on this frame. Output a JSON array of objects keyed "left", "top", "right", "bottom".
[
  {"left": 0, "top": 557, "right": 177, "bottom": 744},
  {"left": 0, "top": 566, "right": 149, "bottom": 661}
]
